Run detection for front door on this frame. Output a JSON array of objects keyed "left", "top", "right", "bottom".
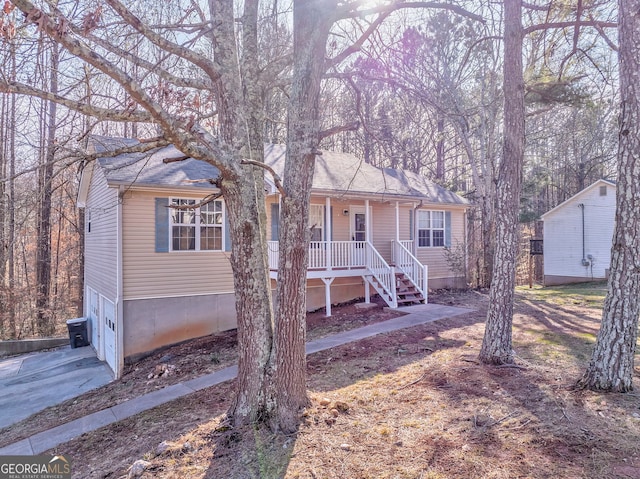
[
  {"left": 351, "top": 206, "right": 367, "bottom": 266},
  {"left": 102, "top": 297, "right": 117, "bottom": 373}
]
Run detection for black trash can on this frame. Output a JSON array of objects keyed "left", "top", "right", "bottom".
[{"left": 66, "top": 317, "right": 90, "bottom": 348}]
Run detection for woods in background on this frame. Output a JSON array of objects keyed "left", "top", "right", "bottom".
[{"left": 0, "top": 0, "right": 618, "bottom": 337}]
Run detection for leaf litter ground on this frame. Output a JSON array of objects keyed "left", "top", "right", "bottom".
[{"left": 4, "top": 285, "right": 640, "bottom": 478}]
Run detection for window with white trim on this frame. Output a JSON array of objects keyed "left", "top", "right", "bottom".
[
  {"left": 417, "top": 210, "right": 445, "bottom": 247},
  {"left": 309, "top": 204, "right": 324, "bottom": 241},
  {"left": 171, "top": 198, "right": 223, "bottom": 251}
]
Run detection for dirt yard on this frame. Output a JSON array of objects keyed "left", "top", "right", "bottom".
[{"left": 5, "top": 285, "right": 640, "bottom": 478}]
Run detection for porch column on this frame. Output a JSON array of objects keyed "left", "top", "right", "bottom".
[
  {"left": 412, "top": 202, "right": 418, "bottom": 256},
  {"left": 365, "top": 199, "right": 370, "bottom": 242},
  {"left": 395, "top": 201, "right": 400, "bottom": 242},
  {"left": 325, "top": 196, "right": 332, "bottom": 270},
  {"left": 364, "top": 277, "right": 371, "bottom": 303},
  {"left": 322, "top": 277, "right": 335, "bottom": 316}
]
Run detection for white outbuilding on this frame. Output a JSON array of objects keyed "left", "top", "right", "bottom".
[{"left": 541, "top": 179, "right": 616, "bottom": 286}]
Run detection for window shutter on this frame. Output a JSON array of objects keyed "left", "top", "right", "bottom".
[
  {"left": 444, "top": 211, "right": 452, "bottom": 247},
  {"left": 155, "top": 198, "right": 170, "bottom": 253},
  {"left": 271, "top": 203, "right": 280, "bottom": 241},
  {"left": 224, "top": 201, "right": 232, "bottom": 251}
]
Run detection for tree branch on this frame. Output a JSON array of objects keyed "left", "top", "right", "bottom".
[
  {"left": 167, "top": 191, "right": 223, "bottom": 210},
  {"left": 336, "top": 1, "right": 485, "bottom": 23},
  {"left": 13, "top": 0, "right": 229, "bottom": 171},
  {"left": 105, "top": 0, "right": 222, "bottom": 84},
  {"left": 240, "top": 159, "right": 287, "bottom": 197},
  {"left": 82, "top": 31, "right": 214, "bottom": 90},
  {"left": 328, "top": 11, "right": 392, "bottom": 68},
  {"left": 84, "top": 138, "right": 171, "bottom": 161},
  {"left": 524, "top": 20, "right": 617, "bottom": 35},
  {"left": 318, "top": 121, "right": 360, "bottom": 140},
  {"left": 0, "top": 79, "right": 154, "bottom": 122}
]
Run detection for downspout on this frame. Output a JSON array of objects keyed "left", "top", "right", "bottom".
[
  {"left": 413, "top": 200, "right": 423, "bottom": 256},
  {"left": 578, "top": 203, "right": 589, "bottom": 267},
  {"left": 116, "top": 186, "right": 125, "bottom": 379}
]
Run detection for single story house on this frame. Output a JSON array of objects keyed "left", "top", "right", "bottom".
[
  {"left": 78, "top": 138, "right": 470, "bottom": 377},
  {"left": 541, "top": 179, "right": 616, "bottom": 286}
]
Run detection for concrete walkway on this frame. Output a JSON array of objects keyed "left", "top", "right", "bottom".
[
  {"left": 0, "top": 303, "right": 471, "bottom": 455},
  {"left": 0, "top": 345, "right": 113, "bottom": 430}
]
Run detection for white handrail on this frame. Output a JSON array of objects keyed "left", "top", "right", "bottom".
[
  {"left": 392, "top": 240, "right": 427, "bottom": 297},
  {"left": 366, "top": 241, "right": 397, "bottom": 308}
]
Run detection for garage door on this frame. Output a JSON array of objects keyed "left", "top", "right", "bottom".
[{"left": 102, "top": 297, "right": 117, "bottom": 373}]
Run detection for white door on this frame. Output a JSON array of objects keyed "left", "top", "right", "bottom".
[
  {"left": 88, "top": 288, "right": 100, "bottom": 353},
  {"left": 102, "top": 297, "right": 117, "bottom": 373},
  {"left": 351, "top": 206, "right": 367, "bottom": 266}
]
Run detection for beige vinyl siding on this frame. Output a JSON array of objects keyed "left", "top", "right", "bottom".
[
  {"left": 416, "top": 208, "right": 465, "bottom": 279},
  {"left": 122, "top": 190, "right": 234, "bottom": 300},
  {"left": 84, "top": 165, "right": 118, "bottom": 300}
]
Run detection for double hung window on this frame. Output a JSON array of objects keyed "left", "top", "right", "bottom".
[
  {"left": 170, "top": 199, "right": 223, "bottom": 251},
  {"left": 417, "top": 210, "right": 445, "bottom": 247}
]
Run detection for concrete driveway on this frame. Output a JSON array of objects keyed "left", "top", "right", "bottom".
[{"left": 0, "top": 345, "right": 113, "bottom": 429}]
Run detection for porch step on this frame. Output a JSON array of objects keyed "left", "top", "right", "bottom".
[{"left": 395, "top": 272, "right": 424, "bottom": 306}]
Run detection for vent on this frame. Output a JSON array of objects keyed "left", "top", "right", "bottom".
[{"left": 599, "top": 185, "right": 607, "bottom": 196}]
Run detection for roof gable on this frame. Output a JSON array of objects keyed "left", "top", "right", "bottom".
[{"left": 541, "top": 179, "right": 616, "bottom": 219}]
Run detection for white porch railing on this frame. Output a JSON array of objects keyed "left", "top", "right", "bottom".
[
  {"left": 392, "top": 240, "right": 428, "bottom": 300},
  {"left": 399, "top": 240, "right": 414, "bottom": 251},
  {"left": 365, "top": 241, "right": 397, "bottom": 308},
  {"left": 267, "top": 240, "right": 398, "bottom": 308},
  {"left": 268, "top": 240, "right": 368, "bottom": 270}
]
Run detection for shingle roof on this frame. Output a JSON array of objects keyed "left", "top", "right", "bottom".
[
  {"left": 264, "top": 144, "right": 468, "bottom": 205},
  {"left": 90, "top": 136, "right": 219, "bottom": 189},
  {"left": 88, "top": 137, "right": 468, "bottom": 205}
]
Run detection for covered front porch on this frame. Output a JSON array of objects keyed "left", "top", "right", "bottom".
[{"left": 267, "top": 198, "right": 429, "bottom": 315}]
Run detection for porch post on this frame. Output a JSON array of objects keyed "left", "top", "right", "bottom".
[
  {"left": 365, "top": 199, "right": 370, "bottom": 242},
  {"left": 395, "top": 201, "right": 400, "bottom": 242},
  {"left": 412, "top": 202, "right": 418, "bottom": 256},
  {"left": 322, "top": 277, "right": 335, "bottom": 316},
  {"left": 325, "top": 196, "right": 332, "bottom": 270},
  {"left": 364, "top": 277, "right": 371, "bottom": 303}
]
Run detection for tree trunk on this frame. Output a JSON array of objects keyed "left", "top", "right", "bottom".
[
  {"left": 223, "top": 172, "right": 276, "bottom": 424},
  {"left": 205, "top": 0, "right": 277, "bottom": 427},
  {"left": 7, "top": 44, "right": 17, "bottom": 339},
  {"left": 577, "top": 0, "right": 640, "bottom": 392},
  {"left": 479, "top": 0, "right": 524, "bottom": 365},
  {"left": 0, "top": 90, "right": 5, "bottom": 337},
  {"left": 35, "top": 40, "right": 58, "bottom": 336},
  {"left": 435, "top": 113, "right": 445, "bottom": 182},
  {"left": 272, "top": 0, "right": 334, "bottom": 433}
]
